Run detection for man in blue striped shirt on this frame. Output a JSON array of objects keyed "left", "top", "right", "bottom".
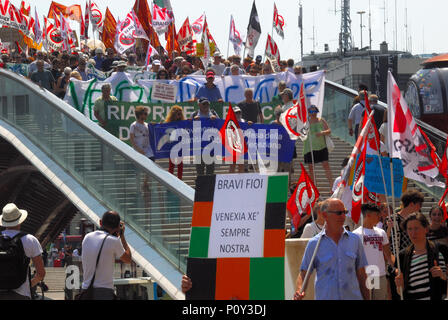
[{"left": 295, "top": 198, "right": 370, "bottom": 300}]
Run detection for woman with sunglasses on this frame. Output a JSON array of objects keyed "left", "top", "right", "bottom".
[
  {"left": 302, "top": 105, "right": 333, "bottom": 187},
  {"left": 165, "top": 105, "right": 185, "bottom": 179}
]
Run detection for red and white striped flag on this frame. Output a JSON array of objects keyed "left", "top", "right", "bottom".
[
  {"left": 273, "top": 3, "right": 284, "bottom": 39},
  {"left": 145, "top": 44, "right": 159, "bottom": 68},
  {"left": 387, "top": 71, "right": 444, "bottom": 188},
  {"left": 265, "top": 34, "right": 280, "bottom": 64}
]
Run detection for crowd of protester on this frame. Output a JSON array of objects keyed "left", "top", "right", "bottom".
[{"left": 3, "top": 45, "right": 448, "bottom": 301}]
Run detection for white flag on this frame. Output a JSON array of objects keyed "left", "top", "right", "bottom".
[
  {"left": 387, "top": 71, "right": 444, "bottom": 188},
  {"left": 152, "top": 3, "right": 174, "bottom": 35}
]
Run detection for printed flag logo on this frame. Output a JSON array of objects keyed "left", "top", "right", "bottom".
[{"left": 220, "top": 104, "right": 247, "bottom": 163}]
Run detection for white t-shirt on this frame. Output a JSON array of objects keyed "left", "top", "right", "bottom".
[
  {"left": 130, "top": 121, "right": 154, "bottom": 158},
  {"left": 1, "top": 230, "right": 43, "bottom": 298},
  {"left": 348, "top": 103, "right": 365, "bottom": 126},
  {"left": 353, "top": 226, "right": 389, "bottom": 276},
  {"left": 81, "top": 230, "right": 125, "bottom": 290},
  {"left": 211, "top": 63, "right": 226, "bottom": 76},
  {"left": 300, "top": 222, "right": 324, "bottom": 239}
]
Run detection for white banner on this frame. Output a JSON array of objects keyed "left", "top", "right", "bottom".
[{"left": 208, "top": 174, "right": 267, "bottom": 258}]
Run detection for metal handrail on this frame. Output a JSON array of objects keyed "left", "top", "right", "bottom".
[{"left": 0, "top": 69, "right": 195, "bottom": 204}]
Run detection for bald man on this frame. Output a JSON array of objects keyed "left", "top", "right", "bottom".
[{"left": 295, "top": 199, "right": 370, "bottom": 300}]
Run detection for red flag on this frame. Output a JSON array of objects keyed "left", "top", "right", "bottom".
[
  {"left": 133, "top": 0, "right": 161, "bottom": 51},
  {"left": 440, "top": 137, "right": 448, "bottom": 180},
  {"left": 438, "top": 187, "right": 448, "bottom": 221},
  {"left": 419, "top": 127, "right": 442, "bottom": 170},
  {"left": 287, "top": 163, "right": 320, "bottom": 230},
  {"left": 351, "top": 134, "right": 368, "bottom": 224},
  {"left": 48, "top": 2, "right": 82, "bottom": 22},
  {"left": 20, "top": 0, "right": 29, "bottom": 16},
  {"left": 15, "top": 41, "right": 22, "bottom": 54},
  {"left": 101, "top": 8, "right": 116, "bottom": 49},
  {"left": 220, "top": 103, "right": 247, "bottom": 163}
]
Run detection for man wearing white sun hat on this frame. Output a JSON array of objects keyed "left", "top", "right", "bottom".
[{"left": 0, "top": 203, "right": 46, "bottom": 300}]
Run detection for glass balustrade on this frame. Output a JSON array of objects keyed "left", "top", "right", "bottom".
[{"left": 0, "top": 70, "right": 193, "bottom": 272}]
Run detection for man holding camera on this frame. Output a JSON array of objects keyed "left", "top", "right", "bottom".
[{"left": 81, "top": 211, "right": 132, "bottom": 300}]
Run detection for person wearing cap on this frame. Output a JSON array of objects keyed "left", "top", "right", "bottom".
[
  {"left": 302, "top": 105, "right": 334, "bottom": 187},
  {"left": 54, "top": 67, "right": 72, "bottom": 99},
  {"left": 0, "top": 203, "right": 46, "bottom": 300},
  {"left": 94, "top": 83, "right": 118, "bottom": 128},
  {"left": 190, "top": 98, "right": 220, "bottom": 176},
  {"left": 93, "top": 48, "right": 105, "bottom": 71},
  {"left": 150, "top": 60, "right": 162, "bottom": 73},
  {"left": 211, "top": 52, "right": 225, "bottom": 76},
  {"left": 195, "top": 71, "right": 223, "bottom": 103},
  {"left": 114, "top": 61, "right": 128, "bottom": 74}
]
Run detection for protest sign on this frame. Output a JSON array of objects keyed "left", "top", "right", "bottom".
[
  {"left": 187, "top": 173, "right": 287, "bottom": 300},
  {"left": 151, "top": 82, "right": 178, "bottom": 103},
  {"left": 364, "top": 155, "right": 404, "bottom": 198}
]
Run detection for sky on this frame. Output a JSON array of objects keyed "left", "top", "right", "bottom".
[{"left": 32, "top": 0, "right": 448, "bottom": 62}]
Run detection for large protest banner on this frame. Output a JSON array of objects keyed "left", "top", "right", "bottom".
[
  {"left": 105, "top": 101, "right": 289, "bottom": 142},
  {"left": 64, "top": 70, "right": 325, "bottom": 119},
  {"left": 187, "top": 173, "right": 288, "bottom": 300},
  {"left": 149, "top": 118, "right": 295, "bottom": 162}
]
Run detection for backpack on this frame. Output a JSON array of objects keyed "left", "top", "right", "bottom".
[{"left": 0, "top": 232, "right": 30, "bottom": 290}]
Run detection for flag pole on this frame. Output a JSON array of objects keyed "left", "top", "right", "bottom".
[
  {"left": 300, "top": 223, "right": 326, "bottom": 295},
  {"left": 227, "top": 15, "right": 231, "bottom": 59}
]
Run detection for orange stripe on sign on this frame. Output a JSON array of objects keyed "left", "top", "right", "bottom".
[
  {"left": 191, "top": 202, "right": 213, "bottom": 227},
  {"left": 264, "top": 229, "right": 286, "bottom": 258},
  {"left": 215, "top": 258, "right": 250, "bottom": 300}
]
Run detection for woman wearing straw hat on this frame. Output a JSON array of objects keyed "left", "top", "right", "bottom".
[{"left": 0, "top": 203, "right": 46, "bottom": 300}]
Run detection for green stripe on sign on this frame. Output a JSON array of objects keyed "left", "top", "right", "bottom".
[
  {"left": 266, "top": 175, "right": 289, "bottom": 203},
  {"left": 188, "top": 227, "right": 210, "bottom": 258},
  {"left": 249, "top": 257, "right": 285, "bottom": 300}
]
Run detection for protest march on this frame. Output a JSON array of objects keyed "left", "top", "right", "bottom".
[{"left": 1, "top": 0, "right": 448, "bottom": 304}]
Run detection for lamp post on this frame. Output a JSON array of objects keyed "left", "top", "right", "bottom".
[{"left": 357, "top": 11, "right": 366, "bottom": 49}]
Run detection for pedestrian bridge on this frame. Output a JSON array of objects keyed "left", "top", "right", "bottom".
[{"left": 0, "top": 69, "right": 445, "bottom": 300}]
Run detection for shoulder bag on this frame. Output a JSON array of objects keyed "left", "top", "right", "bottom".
[{"left": 75, "top": 234, "right": 109, "bottom": 300}]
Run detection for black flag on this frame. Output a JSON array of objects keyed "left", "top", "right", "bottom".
[{"left": 245, "top": 1, "right": 261, "bottom": 57}]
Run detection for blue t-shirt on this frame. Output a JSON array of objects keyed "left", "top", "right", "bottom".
[{"left": 196, "top": 84, "right": 223, "bottom": 102}]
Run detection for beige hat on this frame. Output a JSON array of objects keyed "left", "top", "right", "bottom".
[{"left": 0, "top": 203, "right": 28, "bottom": 227}]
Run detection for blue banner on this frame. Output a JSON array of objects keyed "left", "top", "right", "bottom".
[
  {"left": 149, "top": 119, "right": 295, "bottom": 162},
  {"left": 364, "top": 155, "right": 404, "bottom": 197}
]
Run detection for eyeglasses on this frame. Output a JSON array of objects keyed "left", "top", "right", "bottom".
[
  {"left": 327, "top": 210, "right": 348, "bottom": 216},
  {"left": 308, "top": 110, "right": 318, "bottom": 114}
]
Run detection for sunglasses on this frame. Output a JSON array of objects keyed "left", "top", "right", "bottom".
[{"left": 327, "top": 210, "right": 348, "bottom": 216}]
